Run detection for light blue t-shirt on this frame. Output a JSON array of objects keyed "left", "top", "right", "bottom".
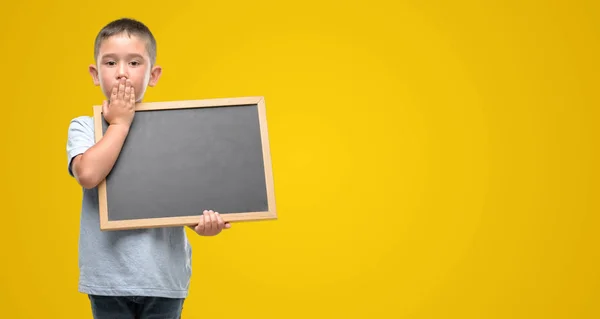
[{"left": 66, "top": 116, "right": 192, "bottom": 298}]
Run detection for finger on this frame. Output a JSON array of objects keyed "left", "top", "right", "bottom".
[
  {"left": 111, "top": 82, "right": 118, "bottom": 102},
  {"left": 209, "top": 210, "right": 218, "bottom": 232},
  {"left": 195, "top": 212, "right": 205, "bottom": 234},
  {"left": 210, "top": 210, "right": 219, "bottom": 231},
  {"left": 117, "top": 78, "right": 126, "bottom": 99},
  {"left": 194, "top": 219, "right": 203, "bottom": 234},
  {"left": 203, "top": 210, "right": 212, "bottom": 233},
  {"left": 216, "top": 212, "right": 224, "bottom": 230},
  {"left": 124, "top": 80, "right": 131, "bottom": 102},
  {"left": 130, "top": 86, "right": 136, "bottom": 105},
  {"left": 224, "top": 222, "right": 231, "bottom": 229}
]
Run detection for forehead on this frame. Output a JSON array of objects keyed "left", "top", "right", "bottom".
[{"left": 97, "top": 33, "right": 150, "bottom": 59}]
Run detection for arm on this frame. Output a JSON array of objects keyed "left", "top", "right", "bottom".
[
  {"left": 69, "top": 78, "right": 136, "bottom": 189},
  {"left": 71, "top": 124, "right": 130, "bottom": 189}
]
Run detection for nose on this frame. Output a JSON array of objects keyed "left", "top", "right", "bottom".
[{"left": 116, "top": 62, "right": 128, "bottom": 80}]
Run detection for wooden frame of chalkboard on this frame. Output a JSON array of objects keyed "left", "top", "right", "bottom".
[{"left": 92, "top": 96, "right": 277, "bottom": 231}]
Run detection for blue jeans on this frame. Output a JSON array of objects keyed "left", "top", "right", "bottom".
[{"left": 88, "top": 295, "right": 184, "bottom": 319}]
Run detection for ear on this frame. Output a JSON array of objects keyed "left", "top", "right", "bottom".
[
  {"left": 89, "top": 64, "right": 100, "bottom": 86},
  {"left": 148, "top": 65, "right": 162, "bottom": 87}
]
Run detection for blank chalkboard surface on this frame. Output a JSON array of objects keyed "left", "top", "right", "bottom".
[{"left": 93, "top": 96, "right": 277, "bottom": 231}]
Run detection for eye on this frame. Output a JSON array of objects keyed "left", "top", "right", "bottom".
[
  {"left": 130, "top": 61, "right": 140, "bottom": 66},
  {"left": 105, "top": 61, "right": 116, "bottom": 66}
]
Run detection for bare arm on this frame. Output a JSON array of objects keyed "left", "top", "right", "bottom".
[
  {"left": 72, "top": 78, "right": 136, "bottom": 189},
  {"left": 72, "top": 124, "right": 130, "bottom": 189}
]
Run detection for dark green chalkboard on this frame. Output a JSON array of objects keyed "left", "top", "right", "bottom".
[{"left": 93, "top": 97, "right": 277, "bottom": 230}]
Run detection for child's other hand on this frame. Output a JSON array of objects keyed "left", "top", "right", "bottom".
[
  {"left": 103, "top": 78, "right": 136, "bottom": 128},
  {"left": 194, "top": 210, "right": 231, "bottom": 236}
]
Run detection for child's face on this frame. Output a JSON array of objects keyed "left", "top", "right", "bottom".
[{"left": 89, "top": 33, "right": 161, "bottom": 102}]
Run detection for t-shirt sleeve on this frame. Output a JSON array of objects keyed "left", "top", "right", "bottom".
[{"left": 66, "top": 116, "right": 95, "bottom": 177}]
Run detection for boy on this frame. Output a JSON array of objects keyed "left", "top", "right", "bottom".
[{"left": 66, "top": 17, "right": 230, "bottom": 319}]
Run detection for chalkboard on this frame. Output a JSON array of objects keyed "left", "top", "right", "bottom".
[{"left": 93, "top": 96, "right": 277, "bottom": 231}]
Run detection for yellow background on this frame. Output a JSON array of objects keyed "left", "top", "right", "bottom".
[{"left": 0, "top": 0, "right": 598, "bottom": 318}]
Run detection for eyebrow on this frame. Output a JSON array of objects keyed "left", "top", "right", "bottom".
[{"left": 100, "top": 53, "right": 145, "bottom": 60}]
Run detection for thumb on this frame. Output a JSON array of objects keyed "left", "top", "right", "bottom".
[
  {"left": 224, "top": 222, "right": 231, "bottom": 229},
  {"left": 102, "top": 100, "right": 109, "bottom": 114}
]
